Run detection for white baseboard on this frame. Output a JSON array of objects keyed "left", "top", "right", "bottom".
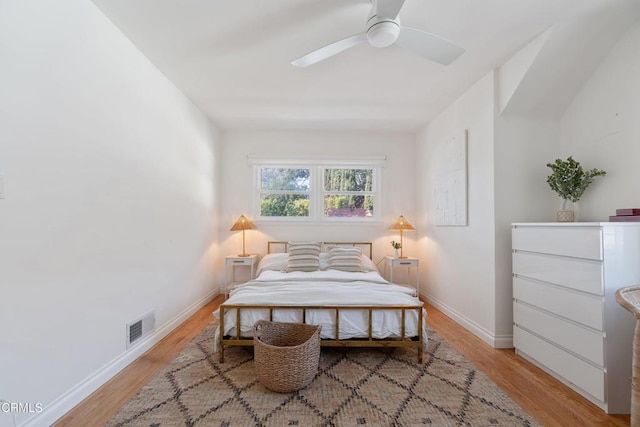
[
  {"left": 493, "top": 334, "right": 514, "bottom": 349},
  {"left": 422, "top": 292, "right": 513, "bottom": 349},
  {"left": 21, "top": 290, "right": 219, "bottom": 427}
]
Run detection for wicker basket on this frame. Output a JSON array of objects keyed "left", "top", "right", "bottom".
[
  {"left": 616, "top": 286, "right": 640, "bottom": 426},
  {"left": 253, "top": 320, "right": 321, "bottom": 393}
]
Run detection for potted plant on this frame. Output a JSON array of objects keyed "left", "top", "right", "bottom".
[
  {"left": 391, "top": 241, "right": 401, "bottom": 258},
  {"left": 546, "top": 156, "right": 606, "bottom": 222}
]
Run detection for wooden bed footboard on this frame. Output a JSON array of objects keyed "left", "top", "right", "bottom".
[{"left": 218, "top": 304, "right": 425, "bottom": 363}]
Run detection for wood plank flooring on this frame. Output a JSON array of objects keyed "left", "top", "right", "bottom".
[
  {"left": 55, "top": 296, "right": 630, "bottom": 426},
  {"left": 425, "top": 304, "right": 629, "bottom": 427}
]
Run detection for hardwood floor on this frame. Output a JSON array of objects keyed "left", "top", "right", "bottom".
[
  {"left": 55, "top": 296, "right": 630, "bottom": 426},
  {"left": 425, "top": 304, "right": 629, "bottom": 427}
]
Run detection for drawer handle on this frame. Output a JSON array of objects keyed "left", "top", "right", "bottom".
[
  {"left": 232, "top": 260, "right": 245, "bottom": 264},
  {"left": 399, "top": 262, "right": 412, "bottom": 265}
]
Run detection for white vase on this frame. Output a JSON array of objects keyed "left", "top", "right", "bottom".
[{"left": 394, "top": 249, "right": 399, "bottom": 259}]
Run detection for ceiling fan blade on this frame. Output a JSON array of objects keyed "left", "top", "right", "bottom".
[
  {"left": 395, "top": 26, "right": 464, "bottom": 65},
  {"left": 291, "top": 33, "right": 367, "bottom": 68},
  {"left": 375, "top": 0, "right": 405, "bottom": 19}
]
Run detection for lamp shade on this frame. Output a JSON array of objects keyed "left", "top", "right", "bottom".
[
  {"left": 388, "top": 215, "right": 415, "bottom": 232},
  {"left": 230, "top": 215, "right": 255, "bottom": 231}
]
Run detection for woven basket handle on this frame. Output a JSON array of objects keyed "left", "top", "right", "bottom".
[{"left": 254, "top": 319, "right": 269, "bottom": 339}]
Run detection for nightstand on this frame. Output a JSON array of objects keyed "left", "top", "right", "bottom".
[
  {"left": 224, "top": 255, "right": 259, "bottom": 298},
  {"left": 384, "top": 256, "right": 420, "bottom": 296}
]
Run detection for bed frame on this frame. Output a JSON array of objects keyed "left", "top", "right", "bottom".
[{"left": 218, "top": 241, "right": 424, "bottom": 363}]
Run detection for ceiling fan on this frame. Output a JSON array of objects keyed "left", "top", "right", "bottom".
[{"left": 291, "top": 0, "right": 464, "bottom": 68}]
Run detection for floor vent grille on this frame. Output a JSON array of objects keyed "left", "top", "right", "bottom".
[{"left": 127, "top": 310, "right": 155, "bottom": 348}]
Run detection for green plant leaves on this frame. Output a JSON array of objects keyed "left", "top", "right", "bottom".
[{"left": 546, "top": 156, "right": 606, "bottom": 203}]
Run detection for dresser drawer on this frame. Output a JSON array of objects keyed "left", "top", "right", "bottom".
[
  {"left": 514, "top": 302, "right": 604, "bottom": 366},
  {"left": 513, "top": 252, "right": 603, "bottom": 295},
  {"left": 513, "top": 277, "right": 603, "bottom": 330},
  {"left": 514, "top": 327, "right": 605, "bottom": 401},
  {"left": 512, "top": 226, "right": 602, "bottom": 260}
]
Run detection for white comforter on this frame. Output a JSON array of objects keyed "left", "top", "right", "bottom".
[{"left": 213, "top": 270, "right": 427, "bottom": 351}]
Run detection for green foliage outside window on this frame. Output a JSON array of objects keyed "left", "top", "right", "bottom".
[
  {"left": 324, "top": 195, "right": 373, "bottom": 216},
  {"left": 323, "top": 169, "right": 374, "bottom": 217},
  {"left": 324, "top": 169, "right": 372, "bottom": 192},
  {"left": 260, "top": 194, "right": 309, "bottom": 217},
  {"left": 258, "top": 166, "right": 376, "bottom": 219},
  {"left": 261, "top": 168, "right": 310, "bottom": 191}
]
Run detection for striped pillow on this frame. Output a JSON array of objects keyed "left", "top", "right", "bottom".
[
  {"left": 286, "top": 242, "right": 321, "bottom": 272},
  {"left": 328, "top": 247, "right": 363, "bottom": 272}
]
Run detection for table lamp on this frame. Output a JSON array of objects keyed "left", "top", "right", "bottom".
[
  {"left": 230, "top": 215, "right": 256, "bottom": 257},
  {"left": 388, "top": 215, "right": 414, "bottom": 258}
]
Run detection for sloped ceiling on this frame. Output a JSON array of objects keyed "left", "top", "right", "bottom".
[
  {"left": 501, "top": 3, "right": 640, "bottom": 119},
  {"left": 91, "top": 0, "right": 640, "bottom": 131}
]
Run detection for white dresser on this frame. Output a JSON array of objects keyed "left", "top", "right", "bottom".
[{"left": 512, "top": 222, "right": 640, "bottom": 414}]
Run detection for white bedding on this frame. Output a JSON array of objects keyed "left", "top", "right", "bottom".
[{"left": 213, "top": 269, "right": 427, "bottom": 352}]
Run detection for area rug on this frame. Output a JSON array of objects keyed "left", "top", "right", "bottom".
[{"left": 107, "top": 322, "right": 539, "bottom": 426}]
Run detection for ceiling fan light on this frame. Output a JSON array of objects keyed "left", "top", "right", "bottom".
[{"left": 367, "top": 21, "right": 400, "bottom": 48}]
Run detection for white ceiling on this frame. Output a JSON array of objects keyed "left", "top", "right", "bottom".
[{"left": 91, "top": 0, "right": 640, "bottom": 132}]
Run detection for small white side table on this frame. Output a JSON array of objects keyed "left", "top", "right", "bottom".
[
  {"left": 224, "top": 254, "right": 259, "bottom": 298},
  {"left": 384, "top": 256, "right": 420, "bottom": 296}
]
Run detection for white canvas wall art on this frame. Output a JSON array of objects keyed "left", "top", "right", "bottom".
[{"left": 434, "top": 130, "right": 468, "bottom": 226}]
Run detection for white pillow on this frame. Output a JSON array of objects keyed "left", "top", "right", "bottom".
[
  {"left": 286, "top": 241, "right": 321, "bottom": 272},
  {"left": 256, "top": 253, "right": 288, "bottom": 276},
  {"left": 360, "top": 255, "right": 378, "bottom": 273}
]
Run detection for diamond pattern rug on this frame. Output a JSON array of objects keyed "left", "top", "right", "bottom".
[{"left": 107, "top": 322, "right": 539, "bottom": 426}]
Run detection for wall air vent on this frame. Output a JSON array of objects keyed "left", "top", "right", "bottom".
[
  {"left": 127, "top": 310, "right": 155, "bottom": 349},
  {"left": 129, "top": 320, "right": 143, "bottom": 343}
]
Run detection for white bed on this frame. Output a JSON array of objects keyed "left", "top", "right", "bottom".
[{"left": 213, "top": 242, "right": 427, "bottom": 362}]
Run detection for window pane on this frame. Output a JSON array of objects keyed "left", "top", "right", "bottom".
[
  {"left": 324, "top": 169, "right": 373, "bottom": 192},
  {"left": 324, "top": 195, "right": 374, "bottom": 217},
  {"left": 260, "top": 194, "right": 310, "bottom": 217},
  {"left": 261, "top": 168, "right": 310, "bottom": 191}
]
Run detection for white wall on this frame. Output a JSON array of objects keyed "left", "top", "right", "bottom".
[
  {"left": 414, "top": 18, "right": 640, "bottom": 347},
  {"left": 218, "top": 130, "right": 417, "bottom": 279},
  {"left": 416, "top": 73, "right": 564, "bottom": 347},
  {"left": 415, "top": 74, "right": 560, "bottom": 347},
  {"left": 493, "top": 116, "right": 559, "bottom": 339},
  {"left": 558, "top": 20, "right": 640, "bottom": 220},
  {"left": 415, "top": 73, "right": 500, "bottom": 345},
  {"left": 0, "top": 1, "right": 221, "bottom": 425}
]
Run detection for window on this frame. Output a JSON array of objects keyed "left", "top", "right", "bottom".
[
  {"left": 323, "top": 169, "right": 374, "bottom": 218},
  {"left": 259, "top": 168, "right": 310, "bottom": 217},
  {"left": 251, "top": 157, "right": 384, "bottom": 222}
]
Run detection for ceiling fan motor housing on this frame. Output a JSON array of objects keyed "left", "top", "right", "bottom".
[{"left": 366, "top": 14, "right": 400, "bottom": 48}]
